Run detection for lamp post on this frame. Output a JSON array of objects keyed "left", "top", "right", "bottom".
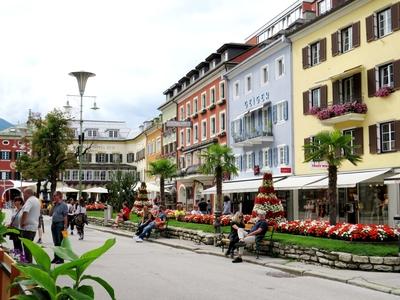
[{"left": 69, "top": 71, "right": 96, "bottom": 199}]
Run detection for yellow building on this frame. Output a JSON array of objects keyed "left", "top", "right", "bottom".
[
  {"left": 289, "top": 0, "right": 400, "bottom": 225},
  {"left": 144, "top": 117, "right": 163, "bottom": 184}
]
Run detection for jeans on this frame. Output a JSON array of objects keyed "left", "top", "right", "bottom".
[
  {"left": 138, "top": 221, "right": 155, "bottom": 239},
  {"left": 237, "top": 228, "right": 256, "bottom": 256},
  {"left": 51, "top": 222, "right": 64, "bottom": 261},
  {"left": 21, "top": 230, "right": 36, "bottom": 263}
]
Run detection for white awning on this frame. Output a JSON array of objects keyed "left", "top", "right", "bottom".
[
  {"left": 202, "top": 176, "right": 285, "bottom": 195},
  {"left": 384, "top": 174, "right": 400, "bottom": 185},
  {"left": 274, "top": 175, "right": 327, "bottom": 190},
  {"left": 304, "top": 169, "right": 391, "bottom": 189},
  {"left": 9, "top": 180, "right": 36, "bottom": 188},
  {"left": 56, "top": 186, "right": 79, "bottom": 193},
  {"left": 82, "top": 187, "right": 108, "bottom": 194}
]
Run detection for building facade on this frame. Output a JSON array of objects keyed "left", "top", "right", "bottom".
[{"left": 289, "top": 0, "right": 400, "bottom": 225}]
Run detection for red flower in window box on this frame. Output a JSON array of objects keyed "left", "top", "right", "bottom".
[{"left": 374, "top": 86, "right": 393, "bottom": 97}]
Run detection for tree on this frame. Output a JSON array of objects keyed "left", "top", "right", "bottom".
[
  {"left": 199, "top": 144, "right": 238, "bottom": 233},
  {"left": 303, "top": 130, "right": 362, "bottom": 225},
  {"left": 147, "top": 158, "right": 176, "bottom": 207},
  {"left": 106, "top": 170, "right": 138, "bottom": 210},
  {"left": 17, "top": 109, "right": 76, "bottom": 196}
]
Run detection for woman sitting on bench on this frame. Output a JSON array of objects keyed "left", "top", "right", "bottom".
[
  {"left": 112, "top": 202, "right": 131, "bottom": 228},
  {"left": 225, "top": 212, "right": 245, "bottom": 258}
]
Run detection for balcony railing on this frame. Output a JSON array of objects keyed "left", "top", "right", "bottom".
[{"left": 232, "top": 127, "right": 273, "bottom": 147}]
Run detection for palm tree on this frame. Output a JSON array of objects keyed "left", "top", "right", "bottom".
[
  {"left": 303, "top": 130, "right": 362, "bottom": 225},
  {"left": 147, "top": 158, "right": 177, "bottom": 207},
  {"left": 199, "top": 144, "right": 238, "bottom": 233}
]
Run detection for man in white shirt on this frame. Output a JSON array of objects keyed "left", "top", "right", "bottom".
[{"left": 20, "top": 188, "right": 41, "bottom": 263}]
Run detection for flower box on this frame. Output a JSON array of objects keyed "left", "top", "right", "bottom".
[
  {"left": 310, "top": 102, "right": 367, "bottom": 124},
  {"left": 374, "top": 86, "right": 393, "bottom": 97},
  {"left": 217, "top": 98, "right": 226, "bottom": 105},
  {"left": 191, "top": 112, "right": 198, "bottom": 119},
  {"left": 208, "top": 103, "right": 216, "bottom": 110},
  {"left": 200, "top": 108, "right": 207, "bottom": 114}
]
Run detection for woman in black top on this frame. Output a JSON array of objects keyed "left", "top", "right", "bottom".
[{"left": 225, "top": 212, "right": 245, "bottom": 257}]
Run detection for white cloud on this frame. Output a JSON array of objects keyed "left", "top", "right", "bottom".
[{"left": 0, "top": 0, "right": 294, "bottom": 129}]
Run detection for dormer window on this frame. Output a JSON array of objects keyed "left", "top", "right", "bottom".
[
  {"left": 108, "top": 129, "right": 119, "bottom": 138},
  {"left": 86, "top": 129, "right": 98, "bottom": 138},
  {"left": 318, "top": 0, "right": 331, "bottom": 15}
]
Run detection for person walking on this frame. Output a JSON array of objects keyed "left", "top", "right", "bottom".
[
  {"left": 49, "top": 191, "right": 68, "bottom": 264},
  {"left": 20, "top": 188, "right": 41, "bottom": 263},
  {"left": 8, "top": 197, "right": 24, "bottom": 256},
  {"left": 74, "top": 198, "right": 87, "bottom": 240}
]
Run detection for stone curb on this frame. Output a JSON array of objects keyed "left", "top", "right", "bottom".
[{"left": 87, "top": 224, "right": 399, "bottom": 295}]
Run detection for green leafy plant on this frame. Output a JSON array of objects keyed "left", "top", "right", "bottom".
[
  {"left": 11, "top": 237, "right": 116, "bottom": 299},
  {"left": 0, "top": 211, "right": 20, "bottom": 245}
]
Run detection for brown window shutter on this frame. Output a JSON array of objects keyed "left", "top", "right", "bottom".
[
  {"left": 368, "top": 124, "right": 377, "bottom": 154},
  {"left": 332, "top": 0, "right": 345, "bottom": 8},
  {"left": 319, "top": 38, "right": 327, "bottom": 62},
  {"left": 320, "top": 85, "right": 328, "bottom": 108},
  {"left": 395, "top": 121, "right": 400, "bottom": 151},
  {"left": 331, "top": 32, "right": 339, "bottom": 56},
  {"left": 303, "top": 91, "right": 310, "bottom": 114},
  {"left": 302, "top": 46, "right": 310, "bottom": 69},
  {"left": 354, "top": 127, "right": 364, "bottom": 155},
  {"left": 391, "top": 2, "right": 400, "bottom": 31},
  {"left": 393, "top": 59, "right": 400, "bottom": 90},
  {"left": 366, "top": 15, "right": 375, "bottom": 42},
  {"left": 353, "top": 72, "right": 362, "bottom": 102},
  {"left": 332, "top": 80, "right": 340, "bottom": 104},
  {"left": 304, "top": 137, "right": 311, "bottom": 160},
  {"left": 367, "top": 68, "right": 376, "bottom": 97},
  {"left": 352, "top": 21, "right": 361, "bottom": 48}
]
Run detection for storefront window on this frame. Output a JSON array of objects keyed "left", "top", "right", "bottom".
[
  {"left": 299, "top": 189, "right": 328, "bottom": 220},
  {"left": 358, "top": 183, "right": 387, "bottom": 225}
]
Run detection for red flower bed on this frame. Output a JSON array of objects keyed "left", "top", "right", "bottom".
[
  {"left": 86, "top": 202, "right": 105, "bottom": 211},
  {"left": 277, "top": 220, "right": 399, "bottom": 242}
]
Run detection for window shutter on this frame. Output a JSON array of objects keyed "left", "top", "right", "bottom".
[
  {"left": 354, "top": 127, "right": 364, "bottom": 155},
  {"left": 332, "top": 80, "right": 340, "bottom": 104},
  {"left": 95, "top": 154, "right": 99, "bottom": 163},
  {"left": 393, "top": 59, "right": 400, "bottom": 90},
  {"left": 353, "top": 72, "right": 362, "bottom": 102},
  {"left": 272, "top": 105, "right": 277, "bottom": 124},
  {"left": 105, "top": 154, "right": 109, "bottom": 163},
  {"left": 273, "top": 148, "right": 278, "bottom": 167},
  {"left": 243, "top": 155, "right": 247, "bottom": 170},
  {"left": 320, "top": 85, "right": 328, "bottom": 108},
  {"left": 110, "top": 154, "right": 114, "bottom": 163},
  {"left": 302, "top": 46, "right": 310, "bottom": 69},
  {"left": 284, "top": 145, "right": 289, "bottom": 165},
  {"left": 258, "top": 150, "right": 263, "bottom": 166},
  {"left": 332, "top": 0, "right": 345, "bottom": 8},
  {"left": 303, "top": 91, "right": 310, "bottom": 114},
  {"left": 319, "top": 38, "right": 326, "bottom": 62},
  {"left": 304, "top": 138, "right": 310, "bottom": 160},
  {"left": 268, "top": 148, "right": 273, "bottom": 167},
  {"left": 88, "top": 153, "right": 92, "bottom": 163},
  {"left": 283, "top": 101, "right": 288, "bottom": 121},
  {"left": 395, "top": 121, "right": 400, "bottom": 151},
  {"left": 367, "top": 68, "right": 376, "bottom": 97},
  {"left": 352, "top": 21, "right": 360, "bottom": 48},
  {"left": 119, "top": 154, "right": 123, "bottom": 163},
  {"left": 391, "top": 2, "right": 400, "bottom": 31},
  {"left": 366, "top": 15, "right": 375, "bottom": 42},
  {"left": 331, "top": 32, "right": 339, "bottom": 56},
  {"left": 368, "top": 125, "right": 377, "bottom": 154}
]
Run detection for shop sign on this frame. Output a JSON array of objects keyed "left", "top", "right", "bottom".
[
  {"left": 280, "top": 167, "right": 291, "bottom": 173},
  {"left": 244, "top": 91, "right": 269, "bottom": 110},
  {"left": 310, "top": 161, "right": 329, "bottom": 169},
  {"left": 165, "top": 120, "right": 192, "bottom": 128}
]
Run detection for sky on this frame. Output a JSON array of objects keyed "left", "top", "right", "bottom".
[{"left": 0, "top": 0, "right": 295, "bottom": 131}]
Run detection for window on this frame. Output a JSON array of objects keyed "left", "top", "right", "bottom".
[
  {"left": 247, "top": 152, "right": 254, "bottom": 170},
  {"left": 210, "top": 116, "right": 216, "bottom": 136},
  {"left": 343, "top": 129, "right": 355, "bottom": 155},
  {"left": 1, "top": 151, "right": 11, "bottom": 160},
  {"left": 310, "top": 42, "right": 320, "bottom": 65},
  {"left": 276, "top": 102, "right": 285, "bottom": 122},
  {"left": 180, "top": 107, "right": 185, "bottom": 121},
  {"left": 193, "top": 123, "right": 198, "bottom": 143},
  {"left": 81, "top": 153, "right": 92, "bottom": 163},
  {"left": 186, "top": 128, "right": 191, "bottom": 146},
  {"left": 193, "top": 97, "right": 198, "bottom": 113},
  {"left": 311, "top": 88, "right": 321, "bottom": 108},
  {"left": 64, "top": 171, "right": 71, "bottom": 181},
  {"left": 180, "top": 130, "right": 184, "bottom": 147},
  {"left": 219, "top": 81, "right": 225, "bottom": 100},
  {"left": 186, "top": 102, "right": 191, "bottom": 118},
  {"left": 318, "top": 0, "right": 331, "bottom": 15},
  {"left": 94, "top": 171, "right": 100, "bottom": 180},
  {"left": 234, "top": 81, "right": 240, "bottom": 98},
  {"left": 381, "top": 122, "right": 395, "bottom": 152},
  {"left": 86, "top": 129, "right": 98, "bottom": 138},
  {"left": 219, "top": 112, "right": 226, "bottom": 132},
  {"left": 127, "top": 153, "right": 135, "bottom": 163},
  {"left": 263, "top": 149, "right": 270, "bottom": 167},
  {"left": 379, "top": 63, "right": 394, "bottom": 88},
  {"left": 108, "top": 130, "right": 119, "bottom": 138},
  {"left": 210, "top": 87, "right": 216, "bottom": 104},
  {"left": 100, "top": 171, "right": 106, "bottom": 181},
  {"left": 2, "top": 140, "right": 9, "bottom": 145},
  {"left": 276, "top": 57, "right": 285, "bottom": 78},
  {"left": 72, "top": 170, "right": 78, "bottom": 180},
  {"left": 235, "top": 156, "right": 240, "bottom": 170},
  {"left": 342, "top": 76, "right": 354, "bottom": 103},
  {"left": 156, "top": 138, "right": 161, "bottom": 153},
  {"left": 201, "top": 93, "right": 207, "bottom": 109},
  {"left": 245, "top": 75, "right": 252, "bottom": 93},
  {"left": 86, "top": 170, "right": 93, "bottom": 181},
  {"left": 186, "top": 154, "right": 192, "bottom": 167},
  {"left": 340, "top": 26, "right": 353, "bottom": 53},
  {"left": 278, "top": 145, "right": 289, "bottom": 165},
  {"left": 261, "top": 65, "right": 269, "bottom": 84},
  {"left": 201, "top": 120, "right": 207, "bottom": 141},
  {"left": 377, "top": 8, "right": 392, "bottom": 38}
]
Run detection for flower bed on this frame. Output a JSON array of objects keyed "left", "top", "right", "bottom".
[
  {"left": 86, "top": 202, "right": 105, "bottom": 211},
  {"left": 277, "top": 220, "right": 400, "bottom": 242},
  {"left": 310, "top": 101, "right": 367, "bottom": 120},
  {"left": 164, "top": 210, "right": 252, "bottom": 226}
]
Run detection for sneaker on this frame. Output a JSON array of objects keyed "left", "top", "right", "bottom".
[
  {"left": 37, "top": 238, "right": 42, "bottom": 244},
  {"left": 70, "top": 231, "right": 74, "bottom": 235},
  {"left": 135, "top": 237, "right": 143, "bottom": 243},
  {"left": 224, "top": 250, "right": 231, "bottom": 257},
  {"left": 232, "top": 257, "right": 243, "bottom": 263}
]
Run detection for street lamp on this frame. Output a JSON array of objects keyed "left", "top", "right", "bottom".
[{"left": 69, "top": 71, "right": 96, "bottom": 199}]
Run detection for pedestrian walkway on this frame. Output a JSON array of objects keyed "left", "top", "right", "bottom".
[{"left": 87, "top": 223, "right": 400, "bottom": 296}]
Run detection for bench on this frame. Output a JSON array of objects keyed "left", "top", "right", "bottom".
[
  {"left": 153, "top": 218, "right": 169, "bottom": 239},
  {"left": 220, "top": 225, "right": 275, "bottom": 259}
]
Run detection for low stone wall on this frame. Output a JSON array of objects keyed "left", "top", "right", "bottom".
[{"left": 88, "top": 217, "right": 400, "bottom": 272}]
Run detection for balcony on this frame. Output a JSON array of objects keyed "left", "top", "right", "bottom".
[
  {"left": 320, "top": 113, "right": 366, "bottom": 125},
  {"left": 311, "top": 102, "right": 367, "bottom": 126},
  {"left": 232, "top": 127, "right": 273, "bottom": 147},
  {"left": 191, "top": 112, "right": 198, "bottom": 119}
]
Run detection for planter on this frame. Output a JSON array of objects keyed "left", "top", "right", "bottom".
[
  {"left": 208, "top": 104, "right": 216, "bottom": 110},
  {"left": 320, "top": 113, "right": 366, "bottom": 125},
  {"left": 200, "top": 108, "right": 207, "bottom": 114},
  {"left": 217, "top": 98, "right": 226, "bottom": 105}
]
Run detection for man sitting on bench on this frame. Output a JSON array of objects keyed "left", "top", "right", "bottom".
[
  {"left": 135, "top": 206, "right": 166, "bottom": 242},
  {"left": 232, "top": 210, "right": 268, "bottom": 263}
]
